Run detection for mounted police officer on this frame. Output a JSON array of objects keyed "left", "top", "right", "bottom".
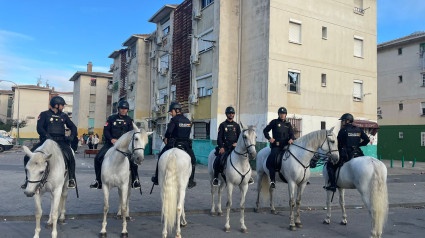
[
  {"left": 212, "top": 106, "right": 254, "bottom": 186},
  {"left": 263, "top": 107, "right": 295, "bottom": 189},
  {"left": 21, "top": 96, "right": 77, "bottom": 189},
  {"left": 89, "top": 100, "right": 141, "bottom": 189},
  {"left": 325, "top": 113, "right": 370, "bottom": 192},
  {"left": 151, "top": 102, "right": 197, "bottom": 189}
]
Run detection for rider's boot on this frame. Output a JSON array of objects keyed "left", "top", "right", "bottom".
[
  {"left": 90, "top": 180, "right": 102, "bottom": 189},
  {"left": 212, "top": 178, "right": 219, "bottom": 186},
  {"left": 151, "top": 161, "right": 159, "bottom": 185},
  {"left": 270, "top": 181, "right": 276, "bottom": 189},
  {"left": 248, "top": 177, "right": 254, "bottom": 185},
  {"left": 132, "top": 179, "right": 141, "bottom": 189},
  {"left": 20, "top": 180, "right": 28, "bottom": 189},
  {"left": 131, "top": 164, "right": 141, "bottom": 189},
  {"left": 325, "top": 166, "right": 337, "bottom": 192},
  {"left": 188, "top": 166, "right": 197, "bottom": 189},
  {"left": 68, "top": 179, "right": 76, "bottom": 189}
]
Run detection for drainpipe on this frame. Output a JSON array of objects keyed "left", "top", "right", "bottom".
[{"left": 236, "top": 0, "right": 242, "bottom": 123}]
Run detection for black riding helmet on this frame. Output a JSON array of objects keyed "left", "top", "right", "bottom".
[
  {"left": 225, "top": 106, "right": 235, "bottom": 114},
  {"left": 117, "top": 100, "right": 129, "bottom": 109},
  {"left": 50, "top": 96, "right": 66, "bottom": 108},
  {"left": 339, "top": 113, "right": 354, "bottom": 123},
  {"left": 168, "top": 102, "right": 182, "bottom": 112},
  {"left": 278, "top": 107, "right": 287, "bottom": 114}
]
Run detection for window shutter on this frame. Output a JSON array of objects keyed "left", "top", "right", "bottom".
[
  {"left": 354, "top": 38, "right": 363, "bottom": 57},
  {"left": 289, "top": 22, "right": 301, "bottom": 43},
  {"left": 353, "top": 81, "right": 362, "bottom": 100}
]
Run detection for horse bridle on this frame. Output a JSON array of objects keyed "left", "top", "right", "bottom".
[
  {"left": 116, "top": 131, "right": 145, "bottom": 163},
  {"left": 234, "top": 128, "right": 256, "bottom": 157},
  {"left": 26, "top": 151, "right": 50, "bottom": 191},
  {"left": 291, "top": 130, "right": 338, "bottom": 161}
]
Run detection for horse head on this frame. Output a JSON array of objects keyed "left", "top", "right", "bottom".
[
  {"left": 23, "top": 146, "right": 52, "bottom": 197},
  {"left": 129, "top": 122, "right": 148, "bottom": 165},
  {"left": 324, "top": 127, "right": 339, "bottom": 165},
  {"left": 239, "top": 123, "right": 257, "bottom": 160}
]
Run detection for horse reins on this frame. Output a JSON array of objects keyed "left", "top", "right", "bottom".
[
  {"left": 230, "top": 128, "right": 255, "bottom": 186},
  {"left": 26, "top": 151, "right": 50, "bottom": 192}
]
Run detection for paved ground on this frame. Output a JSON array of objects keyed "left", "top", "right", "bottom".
[{"left": 1, "top": 144, "right": 424, "bottom": 237}]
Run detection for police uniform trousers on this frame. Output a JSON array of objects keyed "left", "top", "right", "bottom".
[
  {"left": 213, "top": 146, "right": 233, "bottom": 178},
  {"left": 94, "top": 143, "right": 139, "bottom": 184},
  {"left": 266, "top": 145, "right": 285, "bottom": 182}
]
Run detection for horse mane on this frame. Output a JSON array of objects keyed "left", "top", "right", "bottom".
[
  {"left": 293, "top": 129, "right": 327, "bottom": 148},
  {"left": 113, "top": 128, "right": 149, "bottom": 149},
  {"left": 35, "top": 139, "right": 62, "bottom": 159}
]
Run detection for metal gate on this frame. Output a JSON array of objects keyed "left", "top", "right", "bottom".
[{"left": 287, "top": 117, "right": 302, "bottom": 139}]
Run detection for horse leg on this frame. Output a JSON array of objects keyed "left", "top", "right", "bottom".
[
  {"left": 181, "top": 196, "right": 188, "bottom": 227},
  {"left": 269, "top": 185, "right": 277, "bottom": 215},
  {"left": 288, "top": 183, "right": 297, "bottom": 231},
  {"left": 295, "top": 185, "right": 306, "bottom": 228},
  {"left": 210, "top": 178, "right": 217, "bottom": 216},
  {"left": 33, "top": 194, "right": 42, "bottom": 238},
  {"left": 323, "top": 190, "right": 332, "bottom": 224},
  {"left": 239, "top": 184, "right": 249, "bottom": 233},
  {"left": 217, "top": 182, "right": 225, "bottom": 216},
  {"left": 59, "top": 186, "right": 68, "bottom": 224},
  {"left": 50, "top": 190, "right": 62, "bottom": 238},
  {"left": 176, "top": 188, "right": 186, "bottom": 238},
  {"left": 120, "top": 186, "right": 129, "bottom": 237},
  {"left": 126, "top": 186, "right": 131, "bottom": 220},
  {"left": 46, "top": 193, "right": 54, "bottom": 228},
  {"left": 339, "top": 188, "right": 347, "bottom": 225},
  {"left": 100, "top": 185, "right": 109, "bottom": 237},
  {"left": 255, "top": 172, "right": 262, "bottom": 213},
  {"left": 224, "top": 183, "right": 234, "bottom": 232}
]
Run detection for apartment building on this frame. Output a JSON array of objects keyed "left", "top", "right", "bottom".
[{"left": 0, "top": 90, "right": 13, "bottom": 124}]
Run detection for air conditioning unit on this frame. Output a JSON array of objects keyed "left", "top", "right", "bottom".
[
  {"left": 190, "top": 53, "right": 200, "bottom": 65},
  {"left": 188, "top": 94, "right": 198, "bottom": 104},
  {"left": 156, "top": 36, "right": 163, "bottom": 45},
  {"left": 153, "top": 105, "right": 159, "bottom": 112},
  {"left": 149, "top": 51, "right": 155, "bottom": 59},
  {"left": 159, "top": 67, "right": 168, "bottom": 76},
  {"left": 107, "top": 84, "right": 113, "bottom": 90},
  {"left": 160, "top": 105, "right": 166, "bottom": 114},
  {"left": 192, "top": 8, "right": 202, "bottom": 20}
]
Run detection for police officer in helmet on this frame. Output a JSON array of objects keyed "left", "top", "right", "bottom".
[
  {"left": 325, "top": 113, "right": 370, "bottom": 192},
  {"left": 89, "top": 100, "right": 141, "bottom": 189},
  {"left": 212, "top": 106, "right": 254, "bottom": 186},
  {"left": 263, "top": 107, "right": 295, "bottom": 189},
  {"left": 21, "top": 96, "right": 78, "bottom": 189},
  {"left": 151, "top": 102, "right": 197, "bottom": 189}
]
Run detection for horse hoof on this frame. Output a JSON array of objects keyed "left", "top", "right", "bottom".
[
  {"left": 180, "top": 222, "right": 187, "bottom": 227},
  {"left": 340, "top": 221, "right": 347, "bottom": 226},
  {"left": 289, "top": 225, "right": 297, "bottom": 231},
  {"left": 45, "top": 223, "right": 53, "bottom": 229},
  {"left": 296, "top": 222, "right": 303, "bottom": 228},
  {"left": 126, "top": 216, "right": 131, "bottom": 221},
  {"left": 254, "top": 208, "right": 260, "bottom": 213},
  {"left": 218, "top": 212, "right": 223, "bottom": 217},
  {"left": 224, "top": 227, "right": 230, "bottom": 232},
  {"left": 241, "top": 228, "right": 248, "bottom": 233},
  {"left": 58, "top": 219, "right": 65, "bottom": 225},
  {"left": 120, "top": 232, "right": 128, "bottom": 238},
  {"left": 323, "top": 220, "right": 330, "bottom": 224},
  {"left": 210, "top": 211, "right": 216, "bottom": 216},
  {"left": 116, "top": 215, "right": 122, "bottom": 220},
  {"left": 271, "top": 210, "right": 278, "bottom": 215},
  {"left": 99, "top": 232, "right": 107, "bottom": 238}
]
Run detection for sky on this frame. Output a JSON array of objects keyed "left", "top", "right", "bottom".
[{"left": 0, "top": 0, "right": 424, "bottom": 92}]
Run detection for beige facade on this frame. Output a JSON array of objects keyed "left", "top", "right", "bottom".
[
  {"left": 70, "top": 62, "right": 113, "bottom": 137},
  {"left": 10, "top": 85, "right": 51, "bottom": 139},
  {"left": 0, "top": 90, "right": 13, "bottom": 124},
  {"left": 378, "top": 32, "right": 425, "bottom": 125},
  {"left": 189, "top": 0, "right": 377, "bottom": 141}
]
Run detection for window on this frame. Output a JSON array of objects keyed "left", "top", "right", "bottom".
[
  {"left": 289, "top": 19, "right": 302, "bottom": 44},
  {"left": 399, "top": 132, "right": 403, "bottom": 139},
  {"left": 198, "top": 87, "right": 206, "bottom": 97},
  {"left": 321, "top": 74, "right": 327, "bottom": 87},
  {"left": 399, "top": 75, "right": 403, "bottom": 83},
  {"left": 420, "top": 43, "right": 425, "bottom": 57},
  {"left": 421, "top": 132, "right": 425, "bottom": 146},
  {"left": 353, "top": 80, "right": 363, "bottom": 101},
  {"left": 399, "top": 103, "right": 403, "bottom": 110},
  {"left": 159, "top": 54, "right": 169, "bottom": 69},
  {"left": 198, "top": 30, "right": 214, "bottom": 53},
  {"left": 321, "top": 121, "right": 326, "bottom": 130},
  {"left": 322, "top": 26, "right": 327, "bottom": 39},
  {"left": 354, "top": 36, "right": 364, "bottom": 57},
  {"left": 158, "top": 88, "right": 167, "bottom": 105},
  {"left": 193, "top": 122, "right": 210, "bottom": 139},
  {"left": 288, "top": 70, "right": 300, "bottom": 93},
  {"left": 130, "top": 45, "right": 136, "bottom": 58},
  {"left": 422, "top": 74, "right": 425, "bottom": 86},
  {"left": 206, "top": 88, "right": 212, "bottom": 96},
  {"left": 161, "top": 18, "right": 170, "bottom": 36},
  {"left": 421, "top": 102, "right": 425, "bottom": 115},
  {"left": 398, "top": 48, "right": 402, "bottom": 55},
  {"left": 171, "top": 85, "right": 176, "bottom": 101},
  {"left": 201, "top": 0, "right": 214, "bottom": 9},
  {"left": 90, "top": 78, "right": 96, "bottom": 86}
]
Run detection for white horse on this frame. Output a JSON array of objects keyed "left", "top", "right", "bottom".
[
  {"left": 23, "top": 140, "right": 70, "bottom": 238},
  {"left": 207, "top": 124, "right": 257, "bottom": 233},
  {"left": 323, "top": 156, "right": 388, "bottom": 238},
  {"left": 159, "top": 147, "right": 192, "bottom": 238},
  {"left": 99, "top": 123, "right": 148, "bottom": 238},
  {"left": 255, "top": 128, "right": 339, "bottom": 230}
]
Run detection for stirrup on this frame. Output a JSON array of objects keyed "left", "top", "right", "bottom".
[
  {"left": 68, "top": 179, "right": 76, "bottom": 189},
  {"left": 151, "top": 176, "right": 158, "bottom": 185},
  {"left": 188, "top": 180, "right": 196, "bottom": 189},
  {"left": 132, "top": 180, "right": 141, "bottom": 189},
  {"left": 212, "top": 178, "right": 219, "bottom": 186},
  {"left": 90, "top": 180, "right": 102, "bottom": 189},
  {"left": 325, "top": 185, "right": 336, "bottom": 192},
  {"left": 248, "top": 177, "right": 254, "bottom": 185},
  {"left": 270, "top": 181, "right": 276, "bottom": 189}
]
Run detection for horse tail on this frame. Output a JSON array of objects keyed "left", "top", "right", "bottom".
[
  {"left": 161, "top": 152, "right": 178, "bottom": 233},
  {"left": 260, "top": 173, "right": 270, "bottom": 203},
  {"left": 370, "top": 159, "right": 388, "bottom": 236}
]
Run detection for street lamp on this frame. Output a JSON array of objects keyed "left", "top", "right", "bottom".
[{"left": 0, "top": 80, "right": 20, "bottom": 145}]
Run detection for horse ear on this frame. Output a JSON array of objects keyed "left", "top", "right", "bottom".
[
  {"left": 44, "top": 154, "right": 52, "bottom": 160},
  {"left": 22, "top": 146, "right": 33, "bottom": 157},
  {"left": 329, "top": 127, "right": 334, "bottom": 133},
  {"left": 132, "top": 122, "right": 139, "bottom": 131},
  {"left": 240, "top": 121, "right": 245, "bottom": 129}
]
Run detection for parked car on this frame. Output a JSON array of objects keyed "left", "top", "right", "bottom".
[{"left": 0, "top": 137, "right": 13, "bottom": 152}]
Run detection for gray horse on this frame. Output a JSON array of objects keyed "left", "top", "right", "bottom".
[
  {"left": 99, "top": 123, "right": 148, "bottom": 238},
  {"left": 23, "top": 140, "right": 70, "bottom": 238}
]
